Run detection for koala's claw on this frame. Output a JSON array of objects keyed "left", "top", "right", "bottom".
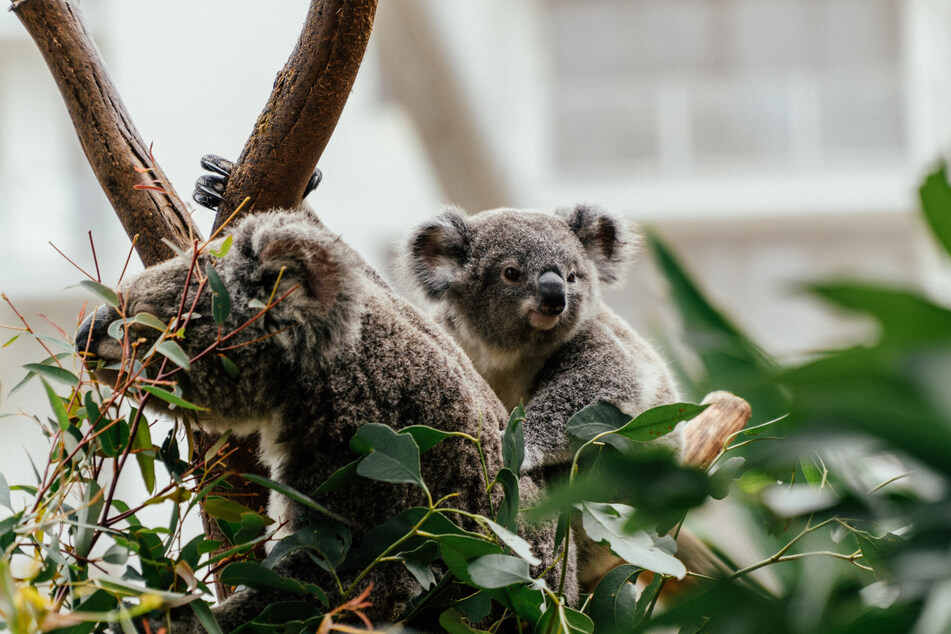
[
  {"left": 193, "top": 174, "right": 227, "bottom": 210},
  {"left": 193, "top": 154, "right": 322, "bottom": 211}
]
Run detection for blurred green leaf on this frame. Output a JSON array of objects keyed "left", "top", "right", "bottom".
[
  {"left": 588, "top": 564, "right": 642, "bottom": 632},
  {"left": 647, "top": 231, "right": 786, "bottom": 420},
  {"left": 612, "top": 402, "right": 708, "bottom": 443},
  {"left": 0, "top": 473, "right": 10, "bottom": 510},
  {"left": 75, "top": 480, "right": 104, "bottom": 559},
  {"left": 809, "top": 282, "right": 951, "bottom": 346},
  {"left": 203, "top": 497, "right": 267, "bottom": 524},
  {"left": 218, "top": 354, "right": 241, "bottom": 379},
  {"left": 210, "top": 234, "right": 233, "bottom": 259},
  {"left": 219, "top": 562, "right": 326, "bottom": 599},
  {"left": 920, "top": 163, "right": 951, "bottom": 258},
  {"left": 190, "top": 600, "right": 225, "bottom": 634}
]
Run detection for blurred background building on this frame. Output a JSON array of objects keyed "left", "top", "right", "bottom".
[{"left": 0, "top": 0, "right": 949, "bottom": 513}]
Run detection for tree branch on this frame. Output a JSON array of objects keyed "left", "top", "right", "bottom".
[
  {"left": 11, "top": 0, "right": 201, "bottom": 266},
  {"left": 214, "top": 0, "right": 379, "bottom": 228}
]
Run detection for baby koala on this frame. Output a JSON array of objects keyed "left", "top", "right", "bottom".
[{"left": 401, "top": 204, "right": 680, "bottom": 474}]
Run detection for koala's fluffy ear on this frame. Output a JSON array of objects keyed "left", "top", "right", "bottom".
[
  {"left": 258, "top": 235, "right": 341, "bottom": 315},
  {"left": 559, "top": 203, "right": 640, "bottom": 286},
  {"left": 404, "top": 207, "right": 472, "bottom": 299}
]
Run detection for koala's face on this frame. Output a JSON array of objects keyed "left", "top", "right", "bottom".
[
  {"left": 75, "top": 210, "right": 362, "bottom": 422},
  {"left": 404, "top": 205, "right": 638, "bottom": 351}
]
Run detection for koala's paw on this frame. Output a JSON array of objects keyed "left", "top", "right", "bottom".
[{"left": 193, "top": 154, "right": 323, "bottom": 211}]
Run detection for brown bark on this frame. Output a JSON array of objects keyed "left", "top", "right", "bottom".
[
  {"left": 11, "top": 0, "right": 200, "bottom": 266},
  {"left": 13, "top": 0, "right": 376, "bottom": 600},
  {"left": 681, "top": 391, "right": 752, "bottom": 470},
  {"left": 213, "top": 0, "right": 379, "bottom": 228},
  {"left": 376, "top": 0, "right": 510, "bottom": 212}
]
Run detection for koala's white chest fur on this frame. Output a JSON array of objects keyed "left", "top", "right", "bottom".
[{"left": 446, "top": 313, "right": 549, "bottom": 411}]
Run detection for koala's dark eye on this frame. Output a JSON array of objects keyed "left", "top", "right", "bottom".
[
  {"left": 502, "top": 267, "right": 521, "bottom": 282},
  {"left": 567, "top": 272, "right": 576, "bottom": 283}
]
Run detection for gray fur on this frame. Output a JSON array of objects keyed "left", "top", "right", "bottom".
[
  {"left": 401, "top": 205, "right": 680, "bottom": 587},
  {"left": 77, "top": 209, "right": 574, "bottom": 630},
  {"left": 402, "top": 204, "right": 678, "bottom": 470}
]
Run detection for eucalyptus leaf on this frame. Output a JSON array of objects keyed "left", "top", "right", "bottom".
[
  {"left": 242, "top": 473, "right": 345, "bottom": 523},
  {"left": 140, "top": 385, "right": 207, "bottom": 411},
  {"left": 156, "top": 340, "right": 191, "bottom": 370},
  {"left": 588, "top": 563, "right": 642, "bottom": 632},
  {"left": 351, "top": 423, "right": 425, "bottom": 489},
  {"left": 79, "top": 280, "right": 119, "bottom": 308},
  {"left": 468, "top": 554, "right": 541, "bottom": 590},
  {"left": 484, "top": 518, "right": 540, "bottom": 566},
  {"left": 579, "top": 502, "right": 685, "bottom": 579},
  {"left": 206, "top": 263, "right": 232, "bottom": 326},
  {"left": 503, "top": 403, "right": 526, "bottom": 475},
  {"left": 22, "top": 363, "right": 78, "bottom": 388}
]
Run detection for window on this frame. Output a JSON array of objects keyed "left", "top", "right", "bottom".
[{"left": 549, "top": 0, "right": 906, "bottom": 176}]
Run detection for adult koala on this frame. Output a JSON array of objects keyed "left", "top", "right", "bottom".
[
  {"left": 76, "top": 209, "right": 569, "bottom": 631},
  {"left": 401, "top": 205, "right": 681, "bottom": 586}
]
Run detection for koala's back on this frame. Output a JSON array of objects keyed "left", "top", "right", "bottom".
[{"left": 265, "top": 281, "right": 505, "bottom": 534}]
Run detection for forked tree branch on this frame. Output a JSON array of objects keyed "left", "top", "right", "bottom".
[
  {"left": 213, "top": 0, "right": 379, "bottom": 228},
  {"left": 11, "top": 0, "right": 201, "bottom": 267},
  {"left": 13, "top": 0, "right": 377, "bottom": 600}
]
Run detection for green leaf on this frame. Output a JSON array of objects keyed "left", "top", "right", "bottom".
[
  {"left": 102, "top": 543, "right": 130, "bottom": 565},
  {"left": 41, "top": 379, "right": 70, "bottom": 431},
  {"left": 503, "top": 403, "right": 526, "bottom": 475},
  {"left": 397, "top": 540, "right": 439, "bottom": 590},
  {"left": 612, "top": 403, "right": 708, "bottom": 442},
  {"left": 566, "top": 401, "right": 632, "bottom": 441},
  {"left": 352, "top": 423, "right": 425, "bottom": 489},
  {"left": 79, "top": 280, "right": 119, "bottom": 308},
  {"left": 579, "top": 502, "right": 685, "bottom": 578},
  {"left": 133, "top": 312, "right": 168, "bottom": 332},
  {"left": 438, "top": 534, "right": 504, "bottom": 585},
  {"left": 241, "top": 473, "right": 345, "bottom": 523},
  {"left": 588, "top": 563, "right": 642, "bottom": 632},
  {"left": 313, "top": 458, "right": 363, "bottom": 495},
  {"left": 494, "top": 468, "right": 519, "bottom": 532},
  {"left": 218, "top": 354, "right": 241, "bottom": 379},
  {"left": 920, "top": 163, "right": 951, "bottom": 258},
  {"left": 399, "top": 425, "right": 454, "bottom": 453},
  {"left": 206, "top": 263, "right": 232, "bottom": 326},
  {"left": 155, "top": 341, "right": 191, "bottom": 370},
  {"left": 809, "top": 282, "right": 951, "bottom": 346},
  {"left": 139, "top": 385, "right": 207, "bottom": 411},
  {"left": 210, "top": 234, "right": 233, "bottom": 258},
  {"left": 484, "top": 518, "right": 540, "bottom": 566},
  {"left": 203, "top": 497, "right": 268, "bottom": 524},
  {"left": 219, "top": 562, "right": 326, "bottom": 599},
  {"left": 190, "top": 600, "right": 225, "bottom": 634},
  {"left": 22, "top": 363, "right": 78, "bottom": 388},
  {"left": 536, "top": 602, "right": 595, "bottom": 634},
  {"left": 468, "top": 554, "right": 542, "bottom": 590},
  {"left": 75, "top": 481, "right": 104, "bottom": 559},
  {"left": 234, "top": 512, "right": 266, "bottom": 545},
  {"left": 440, "top": 608, "right": 492, "bottom": 634},
  {"left": 0, "top": 473, "right": 9, "bottom": 510}
]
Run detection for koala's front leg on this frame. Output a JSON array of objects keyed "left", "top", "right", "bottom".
[
  {"left": 192, "top": 154, "right": 323, "bottom": 211},
  {"left": 519, "top": 384, "right": 585, "bottom": 473}
]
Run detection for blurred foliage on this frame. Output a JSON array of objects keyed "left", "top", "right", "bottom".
[{"left": 3, "top": 163, "right": 951, "bottom": 632}]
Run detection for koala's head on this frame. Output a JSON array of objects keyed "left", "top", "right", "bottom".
[
  {"left": 403, "top": 204, "right": 638, "bottom": 350},
  {"left": 75, "top": 209, "right": 364, "bottom": 421}
]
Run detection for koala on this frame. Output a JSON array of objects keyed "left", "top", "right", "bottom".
[
  {"left": 402, "top": 205, "right": 681, "bottom": 588},
  {"left": 402, "top": 204, "right": 680, "bottom": 473},
  {"left": 76, "top": 209, "right": 573, "bottom": 631}
]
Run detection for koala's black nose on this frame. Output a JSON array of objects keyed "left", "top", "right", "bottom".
[
  {"left": 537, "top": 271, "right": 566, "bottom": 316},
  {"left": 75, "top": 305, "right": 120, "bottom": 361}
]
